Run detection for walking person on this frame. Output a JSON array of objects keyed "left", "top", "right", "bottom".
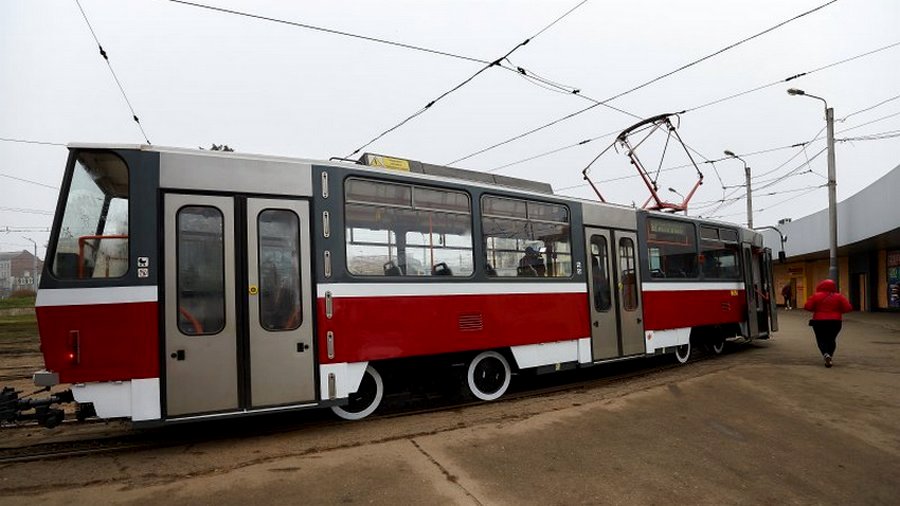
[
  {"left": 804, "top": 279, "right": 852, "bottom": 368},
  {"left": 781, "top": 283, "right": 792, "bottom": 310}
]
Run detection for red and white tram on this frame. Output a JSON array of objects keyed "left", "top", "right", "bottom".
[{"left": 16, "top": 145, "right": 777, "bottom": 426}]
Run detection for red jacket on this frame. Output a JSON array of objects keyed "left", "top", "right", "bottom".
[{"left": 804, "top": 279, "right": 852, "bottom": 320}]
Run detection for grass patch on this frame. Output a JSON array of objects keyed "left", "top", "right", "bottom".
[
  {"left": 0, "top": 313, "right": 38, "bottom": 340},
  {"left": 0, "top": 296, "right": 35, "bottom": 310}
]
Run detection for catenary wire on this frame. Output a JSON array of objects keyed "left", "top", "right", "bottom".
[
  {"left": 343, "top": 0, "right": 589, "bottom": 158},
  {"left": 166, "top": 0, "right": 491, "bottom": 65},
  {"left": 447, "top": 0, "right": 839, "bottom": 165},
  {"left": 489, "top": 40, "right": 900, "bottom": 175},
  {"left": 0, "top": 172, "right": 59, "bottom": 190},
  {"left": 74, "top": 0, "right": 151, "bottom": 144}
]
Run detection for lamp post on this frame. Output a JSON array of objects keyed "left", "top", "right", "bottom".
[
  {"left": 723, "top": 150, "right": 752, "bottom": 228},
  {"left": 788, "top": 88, "right": 838, "bottom": 289},
  {"left": 22, "top": 236, "right": 38, "bottom": 295}
]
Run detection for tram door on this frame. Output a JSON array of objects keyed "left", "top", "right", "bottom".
[
  {"left": 741, "top": 244, "right": 760, "bottom": 340},
  {"left": 585, "top": 228, "right": 645, "bottom": 361},
  {"left": 164, "top": 194, "right": 314, "bottom": 418}
]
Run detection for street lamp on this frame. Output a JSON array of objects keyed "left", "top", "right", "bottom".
[
  {"left": 788, "top": 87, "right": 838, "bottom": 289},
  {"left": 723, "top": 150, "right": 752, "bottom": 228},
  {"left": 22, "top": 236, "right": 38, "bottom": 295}
]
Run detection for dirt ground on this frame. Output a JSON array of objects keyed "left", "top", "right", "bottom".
[{"left": 0, "top": 310, "right": 898, "bottom": 505}]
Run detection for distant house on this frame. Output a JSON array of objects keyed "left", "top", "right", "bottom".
[{"left": 0, "top": 250, "right": 43, "bottom": 298}]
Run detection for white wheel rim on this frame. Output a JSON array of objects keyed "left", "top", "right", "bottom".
[
  {"left": 331, "top": 366, "right": 384, "bottom": 421},
  {"left": 675, "top": 342, "right": 691, "bottom": 364},
  {"left": 467, "top": 351, "right": 511, "bottom": 401},
  {"left": 712, "top": 340, "right": 725, "bottom": 355}
]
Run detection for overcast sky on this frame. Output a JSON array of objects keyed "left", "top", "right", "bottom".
[{"left": 1, "top": 0, "right": 898, "bottom": 257}]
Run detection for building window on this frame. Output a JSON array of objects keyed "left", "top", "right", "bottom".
[
  {"left": 482, "top": 196, "right": 571, "bottom": 278},
  {"left": 647, "top": 218, "right": 698, "bottom": 279},
  {"left": 345, "top": 178, "right": 473, "bottom": 277}
]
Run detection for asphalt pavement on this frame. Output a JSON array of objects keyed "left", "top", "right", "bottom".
[{"left": 1, "top": 310, "right": 898, "bottom": 505}]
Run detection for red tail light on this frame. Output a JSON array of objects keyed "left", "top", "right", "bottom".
[{"left": 67, "top": 330, "right": 80, "bottom": 365}]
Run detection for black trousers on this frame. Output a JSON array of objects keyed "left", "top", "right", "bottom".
[{"left": 811, "top": 320, "right": 842, "bottom": 356}]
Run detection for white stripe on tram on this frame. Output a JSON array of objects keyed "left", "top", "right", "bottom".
[
  {"left": 317, "top": 282, "right": 587, "bottom": 298},
  {"left": 641, "top": 282, "right": 744, "bottom": 292},
  {"left": 36, "top": 286, "right": 158, "bottom": 307}
]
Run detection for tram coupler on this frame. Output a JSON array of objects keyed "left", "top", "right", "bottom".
[{"left": 1, "top": 386, "right": 74, "bottom": 428}]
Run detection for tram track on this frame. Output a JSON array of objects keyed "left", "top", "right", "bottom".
[{"left": 0, "top": 346, "right": 749, "bottom": 465}]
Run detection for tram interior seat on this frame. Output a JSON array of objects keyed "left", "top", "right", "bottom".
[
  {"left": 383, "top": 261, "right": 402, "bottom": 276},
  {"left": 432, "top": 262, "right": 452, "bottom": 276},
  {"left": 485, "top": 263, "right": 498, "bottom": 277}
]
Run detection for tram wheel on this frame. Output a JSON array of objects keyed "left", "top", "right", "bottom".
[
  {"left": 467, "top": 351, "right": 511, "bottom": 401},
  {"left": 331, "top": 365, "right": 384, "bottom": 421},
  {"left": 674, "top": 342, "right": 691, "bottom": 364},
  {"left": 710, "top": 337, "right": 725, "bottom": 356}
]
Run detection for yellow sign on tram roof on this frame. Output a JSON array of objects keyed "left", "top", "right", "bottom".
[{"left": 367, "top": 155, "right": 410, "bottom": 172}]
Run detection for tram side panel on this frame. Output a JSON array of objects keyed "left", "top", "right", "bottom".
[{"left": 311, "top": 165, "right": 592, "bottom": 398}]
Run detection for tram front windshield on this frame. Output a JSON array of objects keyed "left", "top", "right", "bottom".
[{"left": 50, "top": 151, "right": 129, "bottom": 280}]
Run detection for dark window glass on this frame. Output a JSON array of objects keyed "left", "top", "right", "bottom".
[
  {"left": 482, "top": 196, "right": 571, "bottom": 278},
  {"left": 590, "top": 236, "right": 612, "bottom": 311},
  {"left": 482, "top": 196, "right": 527, "bottom": 219},
  {"left": 720, "top": 229, "right": 739, "bottom": 243},
  {"left": 700, "top": 226, "right": 719, "bottom": 241},
  {"left": 701, "top": 237, "right": 740, "bottom": 280},
  {"left": 619, "top": 238, "right": 638, "bottom": 311},
  {"left": 345, "top": 180, "right": 473, "bottom": 277},
  {"left": 647, "top": 218, "right": 698, "bottom": 279},
  {"left": 51, "top": 151, "right": 129, "bottom": 279},
  {"left": 345, "top": 179, "right": 411, "bottom": 207},
  {"left": 177, "top": 206, "right": 225, "bottom": 335},
  {"left": 259, "top": 210, "right": 302, "bottom": 331},
  {"left": 413, "top": 187, "right": 470, "bottom": 213}
]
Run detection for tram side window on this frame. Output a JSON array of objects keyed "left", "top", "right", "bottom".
[
  {"left": 482, "top": 196, "right": 572, "bottom": 278},
  {"left": 51, "top": 151, "right": 129, "bottom": 279},
  {"left": 619, "top": 237, "right": 638, "bottom": 310},
  {"left": 259, "top": 209, "right": 302, "bottom": 331},
  {"left": 345, "top": 179, "right": 474, "bottom": 277},
  {"left": 590, "top": 236, "right": 612, "bottom": 311},
  {"left": 700, "top": 226, "right": 740, "bottom": 280},
  {"left": 177, "top": 206, "right": 225, "bottom": 335},
  {"left": 646, "top": 218, "right": 698, "bottom": 279}
]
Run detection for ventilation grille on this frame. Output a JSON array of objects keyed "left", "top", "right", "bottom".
[{"left": 458, "top": 313, "right": 484, "bottom": 332}]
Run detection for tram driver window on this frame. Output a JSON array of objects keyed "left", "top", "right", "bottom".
[
  {"left": 344, "top": 179, "right": 474, "bottom": 277},
  {"left": 51, "top": 151, "right": 129, "bottom": 279},
  {"left": 481, "top": 196, "right": 572, "bottom": 278},
  {"left": 646, "top": 218, "right": 698, "bottom": 279}
]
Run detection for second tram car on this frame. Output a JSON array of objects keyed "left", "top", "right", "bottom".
[{"left": 24, "top": 145, "right": 777, "bottom": 425}]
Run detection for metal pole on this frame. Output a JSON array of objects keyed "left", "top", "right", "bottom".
[
  {"left": 23, "top": 237, "right": 37, "bottom": 295},
  {"left": 745, "top": 164, "right": 753, "bottom": 229},
  {"left": 826, "top": 106, "right": 839, "bottom": 290}
]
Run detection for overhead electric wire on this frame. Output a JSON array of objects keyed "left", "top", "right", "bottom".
[
  {"left": 0, "top": 206, "right": 55, "bottom": 216},
  {"left": 74, "top": 0, "right": 151, "bottom": 144},
  {"left": 166, "top": 0, "right": 491, "bottom": 65},
  {"left": 489, "top": 40, "right": 900, "bottom": 175},
  {"left": 344, "top": 0, "right": 589, "bottom": 159},
  {"left": 448, "top": 0, "right": 839, "bottom": 165},
  {"left": 0, "top": 137, "right": 66, "bottom": 147},
  {"left": 839, "top": 93, "right": 900, "bottom": 122},
  {"left": 0, "top": 172, "right": 59, "bottom": 190}
]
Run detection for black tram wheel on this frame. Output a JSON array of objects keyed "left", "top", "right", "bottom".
[
  {"left": 710, "top": 337, "right": 726, "bottom": 356},
  {"left": 467, "top": 351, "right": 511, "bottom": 401},
  {"left": 331, "top": 365, "right": 384, "bottom": 421}
]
